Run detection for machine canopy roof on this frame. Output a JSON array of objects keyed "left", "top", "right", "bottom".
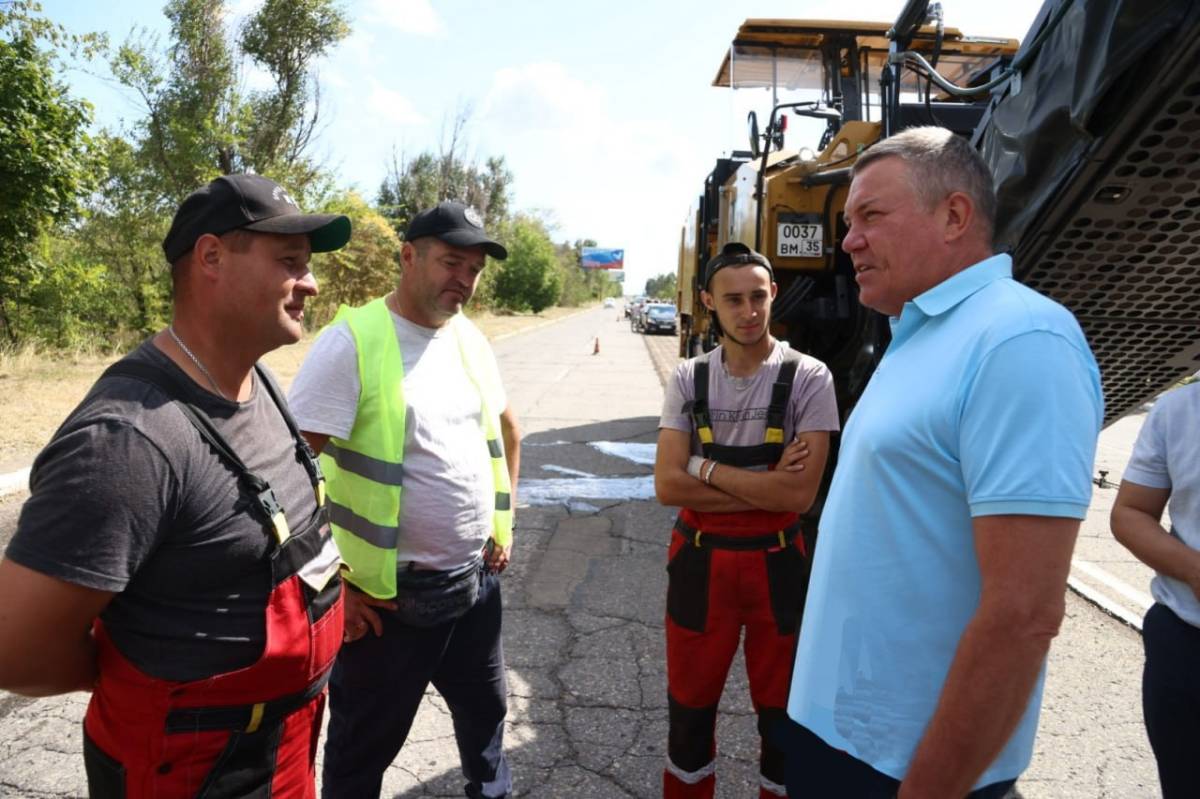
[{"left": 714, "top": 19, "right": 1018, "bottom": 96}]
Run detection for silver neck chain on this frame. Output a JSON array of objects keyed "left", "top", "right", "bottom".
[{"left": 167, "top": 325, "right": 229, "bottom": 400}]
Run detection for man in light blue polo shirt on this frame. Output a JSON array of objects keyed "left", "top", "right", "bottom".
[{"left": 782, "top": 127, "right": 1103, "bottom": 798}]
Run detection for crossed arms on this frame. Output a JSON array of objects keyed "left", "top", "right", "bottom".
[{"left": 654, "top": 426, "right": 830, "bottom": 515}]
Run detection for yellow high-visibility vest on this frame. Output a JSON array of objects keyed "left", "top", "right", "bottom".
[{"left": 320, "top": 297, "right": 513, "bottom": 598}]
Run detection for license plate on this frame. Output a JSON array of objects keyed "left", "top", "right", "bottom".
[{"left": 777, "top": 223, "right": 823, "bottom": 258}]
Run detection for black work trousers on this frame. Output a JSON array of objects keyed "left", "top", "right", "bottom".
[
  {"left": 321, "top": 572, "right": 510, "bottom": 799},
  {"left": 778, "top": 718, "right": 1016, "bottom": 798},
  {"left": 1143, "top": 601, "right": 1200, "bottom": 799}
]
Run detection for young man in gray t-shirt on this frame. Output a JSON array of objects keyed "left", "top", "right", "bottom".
[{"left": 654, "top": 242, "right": 839, "bottom": 798}]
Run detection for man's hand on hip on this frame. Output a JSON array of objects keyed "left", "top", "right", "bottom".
[
  {"left": 342, "top": 584, "right": 397, "bottom": 643},
  {"left": 484, "top": 539, "right": 510, "bottom": 574}
]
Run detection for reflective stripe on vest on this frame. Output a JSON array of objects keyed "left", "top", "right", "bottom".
[{"left": 320, "top": 298, "right": 512, "bottom": 599}]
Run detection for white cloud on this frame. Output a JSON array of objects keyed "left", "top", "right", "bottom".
[
  {"left": 482, "top": 63, "right": 606, "bottom": 133},
  {"left": 323, "top": 28, "right": 376, "bottom": 90},
  {"left": 365, "top": 80, "right": 428, "bottom": 128},
  {"left": 478, "top": 62, "right": 714, "bottom": 293},
  {"left": 361, "top": 0, "right": 443, "bottom": 36}
]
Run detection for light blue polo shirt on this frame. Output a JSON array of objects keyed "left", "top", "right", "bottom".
[{"left": 787, "top": 254, "right": 1102, "bottom": 787}]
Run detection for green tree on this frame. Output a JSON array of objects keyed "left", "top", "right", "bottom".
[
  {"left": 377, "top": 111, "right": 513, "bottom": 236},
  {"left": 21, "top": 233, "right": 129, "bottom": 348},
  {"left": 239, "top": 0, "right": 348, "bottom": 175},
  {"left": 492, "top": 216, "right": 561, "bottom": 314},
  {"left": 54, "top": 0, "right": 351, "bottom": 342},
  {"left": 111, "top": 0, "right": 349, "bottom": 205},
  {"left": 69, "top": 134, "right": 177, "bottom": 337},
  {"left": 307, "top": 191, "right": 402, "bottom": 325},
  {"left": 0, "top": 0, "right": 100, "bottom": 344},
  {"left": 645, "top": 272, "right": 677, "bottom": 301}
]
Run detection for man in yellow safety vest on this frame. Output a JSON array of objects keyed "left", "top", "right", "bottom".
[{"left": 289, "top": 201, "right": 519, "bottom": 799}]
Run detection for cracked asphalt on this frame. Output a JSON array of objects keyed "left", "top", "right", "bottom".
[{"left": 0, "top": 306, "right": 1162, "bottom": 797}]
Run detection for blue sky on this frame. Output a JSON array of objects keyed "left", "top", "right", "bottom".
[{"left": 45, "top": 0, "right": 1045, "bottom": 293}]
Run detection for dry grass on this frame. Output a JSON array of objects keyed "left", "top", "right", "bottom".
[{"left": 0, "top": 305, "right": 590, "bottom": 468}]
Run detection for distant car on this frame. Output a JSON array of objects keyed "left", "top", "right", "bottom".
[
  {"left": 603, "top": 297, "right": 616, "bottom": 308},
  {"left": 641, "top": 303, "right": 677, "bottom": 335}
]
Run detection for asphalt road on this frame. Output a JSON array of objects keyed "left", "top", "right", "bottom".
[{"left": 0, "top": 306, "right": 1161, "bottom": 797}]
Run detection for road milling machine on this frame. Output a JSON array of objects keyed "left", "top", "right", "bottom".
[{"left": 678, "top": 0, "right": 1200, "bottom": 430}]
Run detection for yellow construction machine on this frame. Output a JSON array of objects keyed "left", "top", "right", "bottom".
[{"left": 678, "top": 0, "right": 1200, "bottom": 428}]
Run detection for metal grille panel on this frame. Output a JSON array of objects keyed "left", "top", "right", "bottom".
[{"left": 1020, "top": 78, "right": 1200, "bottom": 424}]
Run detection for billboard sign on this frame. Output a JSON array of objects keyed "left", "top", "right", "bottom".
[{"left": 581, "top": 247, "right": 624, "bottom": 269}]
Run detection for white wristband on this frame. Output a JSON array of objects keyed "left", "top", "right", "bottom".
[{"left": 687, "top": 455, "right": 705, "bottom": 479}]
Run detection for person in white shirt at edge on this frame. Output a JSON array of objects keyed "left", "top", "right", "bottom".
[{"left": 1112, "top": 379, "right": 1200, "bottom": 798}]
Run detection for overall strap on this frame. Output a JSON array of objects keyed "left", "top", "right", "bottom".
[
  {"left": 689, "top": 356, "right": 715, "bottom": 457},
  {"left": 688, "top": 346, "right": 803, "bottom": 468},
  {"left": 102, "top": 360, "right": 291, "bottom": 544},
  {"left": 764, "top": 348, "right": 802, "bottom": 446},
  {"left": 255, "top": 363, "right": 326, "bottom": 506}
]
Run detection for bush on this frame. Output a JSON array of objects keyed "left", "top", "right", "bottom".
[
  {"left": 307, "top": 190, "right": 402, "bottom": 326},
  {"left": 492, "top": 216, "right": 561, "bottom": 314}
]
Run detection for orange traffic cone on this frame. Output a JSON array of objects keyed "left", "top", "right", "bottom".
[{"left": 593, "top": 336, "right": 601, "bottom": 355}]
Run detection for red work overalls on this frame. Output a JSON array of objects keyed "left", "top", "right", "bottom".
[
  {"left": 663, "top": 350, "right": 812, "bottom": 799},
  {"left": 81, "top": 361, "right": 345, "bottom": 798}
]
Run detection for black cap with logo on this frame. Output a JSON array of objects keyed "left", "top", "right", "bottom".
[
  {"left": 703, "top": 242, "right": 773, "bottom": 290},
  {"left": 162, "top": 174, "right": 352, "bottom": 264},
  {"left": 404, "top": 201, "right": 508, "bottom": 260}
]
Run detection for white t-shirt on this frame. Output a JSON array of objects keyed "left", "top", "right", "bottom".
[
  {"left": 1124, "top": 382, "right": 1200, "bottom": 626},
  {"left": 289, "top": 310, "right": 507, "bottom": 571}
]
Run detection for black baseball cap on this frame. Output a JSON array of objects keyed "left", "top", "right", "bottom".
[
  {"left": 404, "top": 201, "right": 508, "bottom": 260},
  {"left": 162, "top": 174, "right": 352, "bottom": 264},
  {"left": 703, "top": 242, "right": 773, "bottom": 289}
]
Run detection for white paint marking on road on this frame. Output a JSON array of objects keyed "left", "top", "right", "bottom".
[
  {"left": 520, "top": 475, "right": 656, "bottom": 505},
  {"left": 1067, "top": 575, "right": 1145, "bottom": 631},
  {"left": 0, "top": 466, "right": 30, "bottom": 499},
  {"left": 1072, "top": 559, "right": 1154, "bottom": 612},
  {"left": 589, "top": 441, "right": 657, "bottom": 466},
  {"left": 541, "top": 465, "right": 594, "bottom": 478}
]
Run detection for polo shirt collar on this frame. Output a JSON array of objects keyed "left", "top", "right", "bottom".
[{"left": 905, "top": 253, "right": 1012, "bottom": 318}]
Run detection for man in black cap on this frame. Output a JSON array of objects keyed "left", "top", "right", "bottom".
[
  {"left": 654, "top": 241, "right": 839, "bottom": 799},
  {"left": 288, "top": 200, "right": 519, "bottom": 798},
  {"left": 0, "top": 173, "right": 352, "bottom": 797}
]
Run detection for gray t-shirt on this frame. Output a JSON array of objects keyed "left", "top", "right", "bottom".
[
  {"left": 1124, "top": 382, "right": 1200, "bottom": 626},
  {"left": 288, "top": 310, "right": 507, "bottom": 571},
  {"left": 660, "top": 341, "right": 840, "bottom": 456},
  {"left": 7, "top": 341, "right": 322, "bottom": 681}
]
